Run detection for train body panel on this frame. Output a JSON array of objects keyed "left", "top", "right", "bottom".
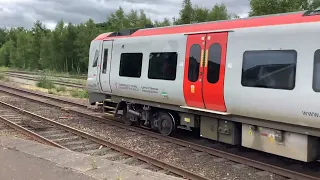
[
  {"left": 224, "top": 21, "right": 320, "bottom": 129},
  {"left": 107, "top": 34, "right": 187, "bottom": 106}
]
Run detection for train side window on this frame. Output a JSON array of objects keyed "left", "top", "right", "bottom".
[
  {"left": 92, "top": 50, "right": 99, "bottom": 67},
  {"left": 241, "top": 50, "right": 297, "bottom": 90},
  {"left": 188, "top": 44, "right": 201, "bottom": 82},
  {"left": 207, "top": 43, "right": 222, "bottom": 84},
  {"left": 148, "top": 52, "right": 178, "bottom": 80},
  {"left": 313, "top": 49, "right": 320, "bottom": 92},
  {"left": 119, "top": 53, "right": 143, "bottom": 78},
  {"left": 102, "top": 49, "right": 108, "bottom": 74}
]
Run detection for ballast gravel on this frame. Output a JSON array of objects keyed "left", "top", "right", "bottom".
[{"left": 0, "top": 92, "right": 288, "bottom": 180}]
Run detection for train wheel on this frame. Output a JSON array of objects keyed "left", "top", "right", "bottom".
[
  {"left": 158, "top": 112, "right": 175, "bottom": 136},
  {"left": 121, "top": 116, "right": 133, "bottom": 126}
]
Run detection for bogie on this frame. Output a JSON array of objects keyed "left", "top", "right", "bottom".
[{"left": 115, "top": 101, "right": 177, "bottom": 135}]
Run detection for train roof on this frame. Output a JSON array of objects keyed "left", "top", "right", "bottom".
[{"left": 94, "top": 10, "right": 320, "bottom": 41}]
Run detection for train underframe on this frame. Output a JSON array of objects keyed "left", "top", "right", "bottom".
[{"left": 95, "top": 95, "right": 320, "bottom": 162}]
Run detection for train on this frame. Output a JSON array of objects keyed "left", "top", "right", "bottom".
[{"left": 87, "top": 9, "right": 320, "bottom": 162}]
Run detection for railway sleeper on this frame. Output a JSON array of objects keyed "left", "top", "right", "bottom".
[
  {"left": 52, "top": 136, "right": 81, "bottom": 143},
  {"left": 67, "top": 143, "right": 102, "bottom": 152},
  {"left": 81, "top": 147, "right": 111, "bottom": 156},
  {"left": 59, "top": 139, "right": 93, "bottom": 146}
]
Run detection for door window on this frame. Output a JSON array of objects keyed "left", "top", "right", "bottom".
[
  {"left": 313, "top": 49, "right": 320, "bottom": 92},
  {"left": 207, "top": 43, "right": 222, "bottom": 84},
  {"left": 188, "top": 44, "right": 201, "bottom": 82},
  {"left": 102, "top": 49, "right": 108, "bottom": 74},
  {"left": 92, "top": 50, "right": 99, "bottom": 67}
]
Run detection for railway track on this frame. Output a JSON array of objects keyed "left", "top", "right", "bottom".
[
  {"left": 4, "top": 70, "right": 87, "bottom": 80},
  {"left": 0, "top": 83, "right": 319, "bottom": 180},
  {"left": 5, "top": 72, "right": 85, "bottom": 89},
  {"left": 0, "top": 100, "right": 204, "bottom": 180}
]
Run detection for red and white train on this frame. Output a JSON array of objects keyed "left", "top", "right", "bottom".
[{"left": 87, "top": 9, "right": 320, "bottom": 162}]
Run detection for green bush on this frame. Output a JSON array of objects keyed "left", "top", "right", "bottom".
[{"left": 36, "top": 75, "right": 55, "bottom": 89}]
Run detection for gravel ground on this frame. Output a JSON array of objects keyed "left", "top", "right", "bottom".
[{"left": 0, "top": 92, "right": 289, "bottom": 180}]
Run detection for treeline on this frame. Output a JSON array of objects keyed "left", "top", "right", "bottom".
[{"left": 0, "top": 0, "right": 320, "bottom": 74}]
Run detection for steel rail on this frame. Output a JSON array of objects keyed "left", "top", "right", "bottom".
[
  {"left": 0, "top": 100, "right": 209, "bottom": 180},
  {"left": 4, "top": 70, "right": 87, "bottom": 79},
  {"left": 0, "top": 84, "right": 87, "bottom": 109},
  {"left": 6, "top": 73, "right": 84, "bottom": 88},
  {"left": 0, "top": 83, "right": 318, "bottom": 180},
  {"left": 0, "top": 114, "right": 67, "bottom": 149}
]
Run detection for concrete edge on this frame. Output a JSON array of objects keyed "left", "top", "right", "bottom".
[{"left": 0, "top": 136, "right": 184, "bottom": 180}]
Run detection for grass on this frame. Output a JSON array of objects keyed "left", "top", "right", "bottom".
[
  {"left": 46, "top": 86, "right": 88, "bottom": 99},
  {"left": 0, "top": 66, "right": 9, "bottom": 72},
  {"left": 70, "top": 89, "right": 89, "bottom": 98},
  {"left": 0, "top": 73, "right": 6, "bottom": 80},
  {"left": 55, "top": 86, "right": 66, "bottom": 92},
  {"left": 0, "top": 73, "right": 10, "bottom": 82}
]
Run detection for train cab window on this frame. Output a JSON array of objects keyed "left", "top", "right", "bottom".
[
  {"left": 312, "top": 49, "right": 320, "bottom": 92},
  {"left": 148, "top": 52, "right": 178, "bottom": 80},
  {"left": 207, "top": 43, "right": 222, "bottom": 84},
  {"left": 241, "top": 50, "right": 297, "bottom": 90},
  {"left": 188, "top": 44, "right": 201, "bottom": 82},
  {"left": 119, "top": 53, "right": 143, "bottom": 78},
  {"left": 92, "top": 50, "right": 99, "bottom": 67},
  {"left": 102, "top": 49, "right": 108, "bottom": 74}
]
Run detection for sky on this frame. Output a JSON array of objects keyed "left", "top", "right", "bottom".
[{"left": 0, "top": 0, "right": 250, "bottom": 30}]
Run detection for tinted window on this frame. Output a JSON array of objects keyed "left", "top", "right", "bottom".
[
  {"left": 102, "top": 49, "right": 108, "bottom": 74},
  {"left": 188, "top": 44, "right": 201, "bottom": 82},
  {"left": 119, "top": 53, "right": 143, "bottom": 78},
  {"left": 242, "top": 50, "right": 297, "bottom": 90},
  {"left": 207, "top": 43, "right": 222, "bottom": 84},
  {"left": 92, "top": 50, "right": 99, "bottom": 67},
  {"left": 313, "top": 49, "right": 320, "bottom": 92},
  {"left": 148, "top": 52, "right": 177, "bottom": 80}
]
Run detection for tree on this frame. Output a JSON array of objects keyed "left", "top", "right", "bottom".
[
  {"left": 154, "top": 18, "right": 171, "bottom": 27},
  {"left": 0, "top": 28, "right": 7, "bottom": 48},
  {"left": 249, "top": 0, "right": 309, "bottom": 16},
  {"left": 177, "top": 0, "right": 194, "bottom": 24},
  {"left": 208, "top": 3, "right": 230, "bottom": 21},
  {"left": 310, "top": 0, "right": 320, "bottom": 9},
  {"left": 193, "top": 6, "right": 210, "bottom": 22}
]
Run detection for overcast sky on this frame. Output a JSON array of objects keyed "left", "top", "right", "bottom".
[{"left": 0, "top": 0, "right": 250, "bottom": 29}]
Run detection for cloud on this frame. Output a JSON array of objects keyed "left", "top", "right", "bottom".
[{"left": 0, "top": 0, "right": 250, "bottom": 29}]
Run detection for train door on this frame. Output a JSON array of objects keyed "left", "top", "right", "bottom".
[
  {"left": 87, "top": 41, "right": 102, "bottom": 92},
  {"left": 99, "top": 40, "right": 113, "bottom": 93},
  {"left": 183, "top": 32, "right": 228, "bottom": 112}
]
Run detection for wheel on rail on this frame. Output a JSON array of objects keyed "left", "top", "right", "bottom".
[{"left": 158, "top": 112, "right": 176, "bottom": 136}]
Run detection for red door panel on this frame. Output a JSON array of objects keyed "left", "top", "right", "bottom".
[
  {"left": 183, "top": 34, "right": 206, "bottom": 108},
  {"left": 202, "top": 32, "right": 228, "bottom": 112}
]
